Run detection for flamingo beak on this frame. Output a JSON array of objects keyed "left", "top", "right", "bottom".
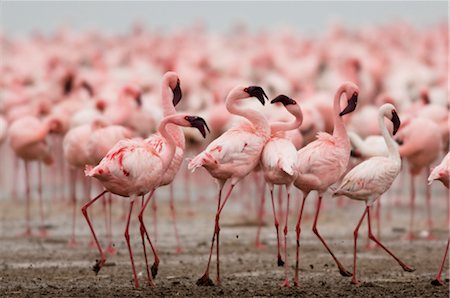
[
  {"left": 172, "top": 79, "right": 182, "bottom": 106},
  {"left": 244, "top": 86, "right": 268, "bottom": 106},
  {"left": 270, "top": 94, "right": 296, "bottom": 106},
  {"left": 339, "top": 92, "right": 358, "bottom": 116},
  {"left": 186, "top": 116, "right": 210, "bottom": 138},
  {"left": 391, "top": 110, "right": 400, "bottom": 135},
  {"left": 81, "top": 81, "right": 94, "bottom": 97},
  {"left": 135, "top": 92, "right": 142, "bottom": 107}
]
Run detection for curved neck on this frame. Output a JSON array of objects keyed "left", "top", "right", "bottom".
[
  {"left": 270, "top": 106, "right": 303, "bottom": 133},
  {"left": 157, "top": 116, "right": 178, "bottom": 170},
  {"left": 161, "top": 79, "right": 185, "bottom": 149},
  {"left": 379, "top": 110, "right": 400, "bottom": 161},
  {"left": 332, "top": 86, "right": 349, "bottom": 142},
  {"left": 226, "top": 95, "right": 269, "bottom": 136},
  {"left": 348, "top": 132, "right": 365, "bottom": 151}
]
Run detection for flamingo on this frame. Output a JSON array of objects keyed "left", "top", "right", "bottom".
[
  {"left": 261, "top": 94, "right": 303, "bottom": 287},
  {"left": 189, "top": 85, "right": 270, "bottom": 286},
  {"left": 82, "top": 113, "right": 209, "bottom": 288},
  {"left": 396, "top": 117, "right": 442, "bottom": 240},
  {"left": 144, "top": 71, "right": 185, "bottom": 253},
  {"left": 293, "top": 82, "right": 359, "bottom": 285},
  {"left": 428, "top": 152, "right": 450, "bottom": 286},
  {"left": 334, "top": 103, "right": 415, "bottom": 285}
]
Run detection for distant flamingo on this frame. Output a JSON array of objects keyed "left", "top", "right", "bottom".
[
  {"left": 396, "top": 117, "right": 442, "bottom": 240},
  {"left": 261, "top": 95, "right": 303, "bottom": 287},
  {"left": 83, "top": 114, "right": 208, "bottom": 288},
  {"left": 8, "top": 116, "right": 60, "bottom": 236},
  {"left": 428, "top": 152, "right": 450, "bottom": 286},
  {"left": 334, "top": 103, "right": 415, "bottom": 284},
  {"left": 189, "top": 86, "right": 270, "bottom": 286},
  {"left": 145, "top": 71, "right": 185, "bottom": 253},
  {"left": 293, "top": 82, "right": 359, "bottom": 285}
]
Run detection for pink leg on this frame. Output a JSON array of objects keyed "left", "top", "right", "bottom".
[
  {"left": 12, "top": 155, "right": 19, "bottom": 201},
  {"left": 312, "top": 196, "right": 352, "bottom": 276},
  {"left": 23, "top": 161, "right": 32, "bottom": 237},
  {"left": 425, "top": 168, "right": 436, "bottom": 239},
  {"left": 281, "top": 189, "right": 291, "bottom": 287},
  {"left": 431, "top": 238, "right": 450, "bottom": 285},
  {"left": 294, "top": 192, "right": 307, "bottom": 286},
  {"left": 169, "top": 184, "right": 182, "bottom": 253},
  {"left": 351, "top": 207, "right": 368, "bottom": 285},
  {"left": 255, "top": 182, "right": 266, "bottom": 249},
  {"left": 376, "top": 198, "right": 381, "bottom": 240},
  {"left": 405, "top": 174, "right": 416, "bottom": 240},
  {"left": 81, "top": 190, "right": 108, "bottom": 274},
  {"left": 269, "top": 188, "right": 283, "bottom": 266},
  {"left": 197, "top": 184, "right": 234, "bottom": 286},
  {"left": 123, "top": 198, "right": 139, "bottom": 288},
  {"left": 138, "top": 190, "right": 160, "bottom": 281},
  {"left": 84, "top": 178, "right": 96, "bottom": 248},
  {"left": 68, "top": 169, "right": 77, "bottom": 247},
  {"left": 367, "top": 207, "right": 415, "bottom": 272},
  {"left": 37, "top": 162, "right": 47, "bottom": 237},
  {"left": 184, "top": 164, "right": 193, "bottom": 215},
  {"left": 277, "top": 186, "right": 283, "bottom": 229},
  {"left": 106, "top": 193, "right": 117, "bottom": 255},
  {"left": 152, "top": 193, "right": 158, "bottom": 243},
  {"left": 139, "top": 195, "right": 152, "bottom": 287}
]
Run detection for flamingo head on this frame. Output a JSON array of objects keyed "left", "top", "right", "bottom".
[
  {"left": 270, "top": 94, "right": 297, "bottom": 106},
  {"left": 244, "top": 86, "right": 268, "bottom": 105},
  {"left": 163, "top": 71, "right": 182, "bottom": 106},
  {"left": 122, "top": 84, "right": 142, "bottom": 107},
  {"left": 184, "top": 116, "right": 210, "bottom": 138},
  {"left": 339, "top": 82, "right": 359, "bottom": 116}
]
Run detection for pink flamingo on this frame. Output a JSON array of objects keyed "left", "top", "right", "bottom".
[
  {"left": 8, "top": 116, "right": 60, "bottom": 236},
  {"left": 428, "top": 152, "right": 450, "bottom": 286},
  {"left": 145, "top": 71, "right": 185, "bottom": 253},
  {"left": 261, "top": 95, "right": 303, "bottom": 287},
  {"left": 83, "top": 114, "right": 208, "bottom": 288},
  {"left": 189, "top": 86, "right": 270, "bottom": 286},
  {"left": 396, "top": 117, "right": 442, "bottom": 240},
  {"left": 293, "top": 82, "right": 359, "bottom": 285},
  {"left": 334, "top": 103, "right": 415, "bottom": 285}
]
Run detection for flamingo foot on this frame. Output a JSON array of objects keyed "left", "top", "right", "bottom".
[
  {"left": 277, "top": 255, "right": 284, "bottom": 267},
  {"left": 281, "top": 279, "right": 290, "bottom": 287},
  {"left": 431, "top": 278, "right": 445, "bottom": 286},
  {"left": 39, "top": 228, "right": 48, "bottom": 238},
  {"left": 350, "top": 278, "right": 360, "bottom": 286},
  {"left": 255, "top": 242, "right": 266, "bottom": 250},
  {"left": 88, "top": 239, "right": 97, "bottom": 248},
  {"left": 338, "top": 266, "right": 353, "bottom": 277},
  {"left": 196, "top": 274, "right": 215, "bottom": 286},
  {"left": 22, "top": 228, "right": 33, "bottom": 237},
  {"left": 401, "top": 264, "right": 415, "bottom": 272},
  {"left": 402, "top": 233, "right": 416, "bottom": 241},
  {"left": 175, "top": 246, "right": 183, "bottom": 254},
  {"left": 426, "top": 233, "right": 438, "bottom": 240},
  {"left": 106, "top": 244, "right": 117, "bottom": 255},
  {"left": 151, "top": 262, "right": 159, "bottom": 279},
  {"left": 67, "top": 238, "right": 77, "bottom": 248},
  {"left": 92, "top": 258, "right": 106, "bottom": 275}
]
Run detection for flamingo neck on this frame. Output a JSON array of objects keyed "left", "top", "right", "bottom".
[
  {"left": 161, "top": 78, "right": 185, "bottom": 150},
  {"left": 270, "top": 106, "right": 303, "bottom": 133},
  {"left": 379, "top": 108, "right": 400, "bottom": 161},
  {"left": 226, "top": 96, "right": 269, "bottom": 136},
  {"left": 332, "top": 85, "right": 349, "bottom": 145},
  {"left": 157, "top": 115, "right": 178, "bottom": 170}
]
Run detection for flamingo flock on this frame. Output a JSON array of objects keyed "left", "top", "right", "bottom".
[{"left": 0, "top": 21, "right": 448, "bottom": 290}]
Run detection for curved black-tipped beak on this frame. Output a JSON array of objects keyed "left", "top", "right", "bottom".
[
  {"left": 185, "top": 116, "right": 210, "bottom": 138},
  {"left": 339, "top": 92, "right": 358, "bottom": 116},
  {"left": 135, "top": 92, "right": 142, "bottom": 107},
  {"left": 391, "top": 110, "right": 400, "bottom": 135},
  {"left": 81, "top": 81, "right": 94, "bottom": 97},
  {"left": 270, "top": 94, "right": 296, "bottom": 106},
  {"left": 63, "top": 74, "right": 74, "bottom": 95},
  {"left": 244, "top": 86, "right": 268, "bottom": 106},
  {"left": 172, "top": 79, "right": 182, "bottom": 107}
]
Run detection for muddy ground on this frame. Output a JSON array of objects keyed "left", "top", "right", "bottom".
[{"left": 0, "top": 184, "right": 449, "bottom": 297}]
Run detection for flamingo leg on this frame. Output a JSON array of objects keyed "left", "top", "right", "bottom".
[
  {"left": 138, "top": 195, "right": 152, "bottom": 287},
  {"left": 312, "top": 196, "right": 352, "bottom": 276},
  {"left": 138, "top": 190, "right": 159, "bottom": 280},
  {"left": 255, "top": 181, "right": 266, "bottom": 249},
  {"left": 106, "top": 193, "right": 116, "bottom": 255},
  {"left": 81, "top": 190, "right": 108, "bottom": 274},
  {"left": 294, "top": 192, "right": 307, "bottom": 286},
  {"left": 367, "top": 207, "right": 415, "bottom": 272},
  {"left": 169, "top": 183, "right": 182, "bottom": 253},
  {"left": 184, "top": 163, "right": 193, "bottom": 214},
  {"left": 405, "top": 173, "right": 416, "bottom": 240},
  {"left": 281, "top": 188, "right": 291, "bottom": 287},
  {"left": 425, "top": 168, "right": 435, "bottom": 239},
  {"left": 269, "top": 188, "right": 283, "bottom": 267},
  {"left": 351, "top": 206, "right": 368, "bottom": 285},
  {"left": 124, "top": 197, "right": 139, "bottom": 288},
  {"left": 84, "top": 177, "right": 96, "bottom": 248},
  {"left": 23, "top": 161, "right": 32, "bottom": 236},
  {"left": 152, "top": 192, "right": 158, "bottom": 243},
  {"left": 431, "top": 238, "right": 450, "bottom": 286},
  {"left": 68, "top": 169, "right": 77, "bottom": 247},
  {"left": 37, "top": 162, "right": 47, "bottom": 237}
]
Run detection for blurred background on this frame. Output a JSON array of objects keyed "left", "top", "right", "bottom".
[{"left": 1, "top": 1, "right": 448, "bottom": 35}]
